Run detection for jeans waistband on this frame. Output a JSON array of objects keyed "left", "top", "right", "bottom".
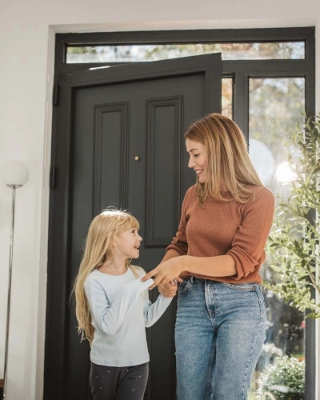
[{"left": 187, "top": 276, "right": 260, "bottom": 286}]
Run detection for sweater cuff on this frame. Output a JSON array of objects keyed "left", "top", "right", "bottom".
[
  {"left": 159, "top": 294, "right": 174, "bottom": 303},
  {"left": 227, "top": 251, "right": 245, "bottom": 281}
]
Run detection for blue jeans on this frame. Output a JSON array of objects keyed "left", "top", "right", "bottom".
[{"left": 175, "top": 277, "right": 266, "bottom": 400}]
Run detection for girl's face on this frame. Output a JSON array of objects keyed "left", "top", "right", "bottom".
[
  {"left": 186, "top": 138, "right": 208, "bottom": 183},
  {"left": 113, "top": 226, "right": 142, "bottom": 260}
]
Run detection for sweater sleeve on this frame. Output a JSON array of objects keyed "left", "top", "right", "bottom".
[
  {"left": 227, "top": 187, "right": 275, "bottom": 280},
  {"left": 143, "top": 293, "right": 172, "bottom": 328},
  {"left": 166, "top": 188, "right": 191, "bottom": 255},
  {"left": 84, "top": 276, "right": 153, "bottom": 336}
]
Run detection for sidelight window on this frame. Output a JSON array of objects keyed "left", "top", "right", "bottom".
[{"left": 248, "top": 77, "right": 306, "bottom": 398}]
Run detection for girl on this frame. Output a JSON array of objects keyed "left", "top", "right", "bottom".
[
  {"left": 142, "top": 113, "right": 275, "bottom": 400},
  {"left": 74, "top": 208, "right": 174, "bottom": 400}
]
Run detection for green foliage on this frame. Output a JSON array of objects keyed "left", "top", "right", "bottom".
[
  {"left": 257, "top": 356, "right": 305, "bottom": 400},
  {"left": 266, "top": 114, "right": 320, "bottom": 318}
]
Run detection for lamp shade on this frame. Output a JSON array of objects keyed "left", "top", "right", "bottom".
[{"left": 1, "top": 161, "right": 29, "bottom": 187}]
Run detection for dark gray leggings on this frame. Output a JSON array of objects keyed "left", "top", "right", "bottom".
[{"left": 90, "top": 362, "right": 149, "bottom": 400}]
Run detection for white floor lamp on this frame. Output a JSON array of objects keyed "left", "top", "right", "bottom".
[{"left": 1, "top": 161, "right": 29, "bottom": 399}]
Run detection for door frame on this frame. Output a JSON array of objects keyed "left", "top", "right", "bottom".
[{"left": 47, "top": 27, "right": 316, "bottom": 400}]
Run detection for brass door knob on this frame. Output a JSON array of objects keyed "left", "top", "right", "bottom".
[{"left": 134, "top": 156, "right": 140, "bottom": 161}]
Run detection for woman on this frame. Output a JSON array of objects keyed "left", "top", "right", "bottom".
[{"left": 142, "top": 113, "right": 275, "bottom": 400}]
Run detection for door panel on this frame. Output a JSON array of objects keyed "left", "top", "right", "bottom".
[
  {"left": 45, "top": 53, "right": 222, "bottom": 400},
  {"left": 94, "top": 102, "right": 129, "bottom": 212},
  {"left": 146, "top": 97, "right": 182, "bottom": 246}
]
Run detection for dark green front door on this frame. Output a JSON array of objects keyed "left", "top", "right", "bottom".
[{"left": 45, "top": 53, "right": 222, "bottom": 400}]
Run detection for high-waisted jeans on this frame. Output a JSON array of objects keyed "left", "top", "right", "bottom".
[{"left": 175, "top": 277, "right": 266, "bottom": 400}]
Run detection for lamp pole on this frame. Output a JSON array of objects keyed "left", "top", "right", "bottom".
[
  {"left": 1, "top": 161, "right": 29, "bottom": 400},
  {"left": 2, "top": 185, "right": 20, "bottom": 399}
]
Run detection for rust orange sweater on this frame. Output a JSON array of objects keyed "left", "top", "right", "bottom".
[{"left": 167, "top": 185, "right": 275, "bottom": 284}]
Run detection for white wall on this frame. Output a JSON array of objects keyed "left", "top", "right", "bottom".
[{"left": 0, "top": 0, "right": 319, "bottom": 399}]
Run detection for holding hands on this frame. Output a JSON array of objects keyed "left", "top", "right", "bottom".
[
  {"left": 158, "top": 282, "right": 178, "bottom": 298},
  {"left": 141, "top": 256, "right": 188, "bottom": 290}
]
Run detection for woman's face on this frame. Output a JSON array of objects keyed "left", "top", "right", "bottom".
[{"left": 186, "top": 138, "right": 208, "bottom": 183}]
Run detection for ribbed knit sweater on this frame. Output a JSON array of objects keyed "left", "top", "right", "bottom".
[{"left": 167, "top": 184, "right": 275, "bottom": 284}]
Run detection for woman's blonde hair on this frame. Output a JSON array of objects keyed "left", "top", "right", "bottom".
[
  {"left": 73, "top": 208, "right": 140, "bottom": 344},
  {"left": 185, "top": 113, "right": 263, "bottom": 204}
]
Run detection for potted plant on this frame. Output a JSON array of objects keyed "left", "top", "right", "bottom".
[
  {"left": 266, "top": 114, "right": 320, "bottom": 318},
  {"left": 256, "top": 356, "right": 305, "bottom": 400}
]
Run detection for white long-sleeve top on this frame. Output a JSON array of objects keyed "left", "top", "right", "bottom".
[{"left": 84, "top": 267, "right": 172, "bottom": 367}]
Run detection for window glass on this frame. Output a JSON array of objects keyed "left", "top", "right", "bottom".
[
  {"left": 66, "top": 42, "right": 304, "bottom": 63},
  {"left": 248, "top": 77, "right": 305, "bottom": 399},
  {"left": 222, "top": 78, "right": 233, "bottom": 119}
]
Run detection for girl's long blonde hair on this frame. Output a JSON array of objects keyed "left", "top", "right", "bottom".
[
  {"left": 73, "top": 208, "right": 140, "bottom": 344},
  {"left": 185, "top": 113, "right": 263, "bottom": 204}
]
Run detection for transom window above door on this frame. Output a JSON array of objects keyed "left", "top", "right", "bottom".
[{"left": 66, "top": 42, "right": 305, "bottom": 63}]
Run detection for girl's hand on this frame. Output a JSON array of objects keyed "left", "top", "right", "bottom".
[
  {"left": 158, "top": 282, "right": 178, "bottom": 298},
  {"left": 141, "top": 256, "right": 186, "bottom": 290}
]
